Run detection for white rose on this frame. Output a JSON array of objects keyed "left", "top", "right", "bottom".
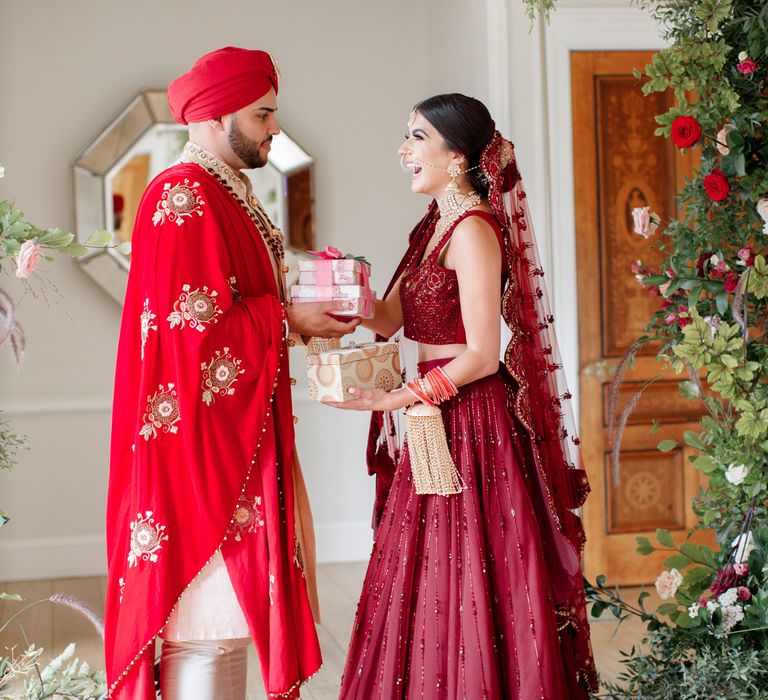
[
  {"left": 718, "top": 587, "right": 739, "bottom": 607},
  {"left": 704, "top": 315, "right": 723, "bottom": 338},
  {"left": 732, "top": 532, "right": 756, "bottom": 565},
  {"left": 655, "top": 568, "right": 683, "bottom": 600},
  {"left": 721, "top": 604, "right": 745, "bottom": 632},
  {"left": 725, "top": 463, "right": 749, "bottom": 485},
  {"left": 706, "top": 599, "right": 720, "bottom": 612},
  {"left": 757, "top": 199, "right": 768, "bottom": 235},
  {"left": 716, "top": 125, "right": 734, "bottom": 156},
  {"left": 688, "top": 603, "right": 699, "bottom": 618},
  {"left": 738, "top": 51, "right": 749, "bottom": 62}
]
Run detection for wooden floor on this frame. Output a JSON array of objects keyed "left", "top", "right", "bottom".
[{"left": 0, "top": 563, "right": 657, "bottom": 697}]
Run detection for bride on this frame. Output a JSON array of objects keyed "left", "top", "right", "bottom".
[{"left": 327, "top": 93, "right": 597, "bottom": 699}]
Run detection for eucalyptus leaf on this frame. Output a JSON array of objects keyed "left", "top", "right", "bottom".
[
  {"left": 657, "top": 439, "right": 678, "bottom": 452},
  {"left": 60, "top": 242, "right": 89, "bottom": 258},
  {"left": 85, "top": 229, "right": 113, "bottom": 247}
]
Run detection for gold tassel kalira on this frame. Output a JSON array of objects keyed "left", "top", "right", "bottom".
[{"left": 405, "top": 403, "right": 464, "bottom": 495}]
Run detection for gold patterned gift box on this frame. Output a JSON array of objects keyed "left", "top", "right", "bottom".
[{"left": 306, "top": 342, "right": 401, "bottom": 402}]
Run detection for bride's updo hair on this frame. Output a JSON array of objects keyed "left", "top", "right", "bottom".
[{"left": 414, "top": 93, "right": 495, "bottom": 197}]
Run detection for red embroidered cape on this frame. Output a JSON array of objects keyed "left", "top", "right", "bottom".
[{"left": 105, "top": 163, "right": 321, "bottom": 698}]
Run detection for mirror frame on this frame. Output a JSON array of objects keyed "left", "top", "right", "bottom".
[{"left": 72, "top": 89, "right": 316, "bottom": 304}]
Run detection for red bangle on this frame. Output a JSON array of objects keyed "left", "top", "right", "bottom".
[
  {"left": 407, "top": 379, "right": 436, "bottom": 407},
  {"left": 435, "top": 370, "right": 454, "bottom": 399},
  {"left": 435, "top": 366, "right": 458, "bottom": 396},
  {"left": 425, "top": 372, "right": 448, "bottom": 404},
  {"left": 426, "top": 367, "right": 457, "bottom": 401}
]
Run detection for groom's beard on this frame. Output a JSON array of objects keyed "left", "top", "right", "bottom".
[{"left": 228, "top": 120, "right": 271, "bottom": 169}]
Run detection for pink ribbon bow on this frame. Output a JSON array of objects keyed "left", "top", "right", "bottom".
[{"left": 308, "top": 246, "right": 343, "bottom": 260}]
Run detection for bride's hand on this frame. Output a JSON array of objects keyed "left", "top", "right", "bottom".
[{"left": 323, "top": 386, "right": 411, "bottom": 412}]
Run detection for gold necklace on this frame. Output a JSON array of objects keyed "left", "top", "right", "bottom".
[{"left": 434, "top": 189, "right": 482, "bottom": 241}]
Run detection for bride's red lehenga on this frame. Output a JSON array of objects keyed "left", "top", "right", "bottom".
[{"left": 340, "top": 134, "right": 598, "bottom": 699}]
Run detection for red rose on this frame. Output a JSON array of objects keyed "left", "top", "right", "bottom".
[
  {"left": 737, "top": 59, "right": 757, "bottom": 76},
  {"left": 704, "top": 169, "right": 730, "bottom": 202},
  {"left": 724, "top": 271, "right": 740, "bottom": 293},
  {"left": 699, "top": 595, "right": 708, "bottom": 607},
  {"left": 671, "top": 115, "right": 702, "bottom": 149},
  {"left": 738, "top": 586, "right": 752, "bottom": 601},
  {"left": 712, "top": 565, "right": 744, "bottom": 596}
]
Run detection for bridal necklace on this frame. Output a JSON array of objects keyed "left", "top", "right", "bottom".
[
  {"left": 435, "top": 160, "right": 482, "bottom": 239},
  {"left": 400, "top": 151, "right": 483, "bottom": 242}
]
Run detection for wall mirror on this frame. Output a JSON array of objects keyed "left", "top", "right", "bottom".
[{"left": 73, "top": 90, "right": 315, "bottom": 303}]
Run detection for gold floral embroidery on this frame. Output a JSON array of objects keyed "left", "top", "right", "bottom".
[
  {"left": 152, "top": 179, "right": 205, "bottom": 227},
  {"left": 201, "top": 348, "right": 245, "bottom": 405},
  {"left": 140, "top": 298, "right": 157, "bottom": 361},
  {"left": 167, "top": 284, "right": 222, "bottom": 332},
  {"left": 128, "top": 511, "right": 168, "bottom": 567},
  {"left": 140, "top": 383, "right": 180, "bottom": 440},
  {"left": 227, "top": 495, "right": 265, "bottom": 541}
]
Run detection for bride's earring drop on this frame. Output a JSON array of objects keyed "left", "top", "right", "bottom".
[{"left": 446, "top": 161, "right": 462, "bottom": 192}]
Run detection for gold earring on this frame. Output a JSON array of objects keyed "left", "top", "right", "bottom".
[{"left": 446, "top": 161, "right": 462, "bottom": 192}]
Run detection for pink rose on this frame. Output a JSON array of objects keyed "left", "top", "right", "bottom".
[
  {"left": 659, "top": 281, "right": 672, "bottom": 296},
  {"left": 631, "top": 206, "right": 660, "bottom": 238},
  {"left": 699, "top": 595, "right": 709, "bottom": 607},
  {"left": 655, "top": 568, "right": 683, "bottom": 600},
  {"left": 738, "top": 586, "right": 752, "bottom": 601},
  {"left": 15, "top": 239, "right": 42, "bottom": 279},
  {"left": 734, "top": 562, "right": 749, "bottom": 577},
  {"left": 738, "top": 247, "right": 756, "bottom": 267},
  {"left": 665, "top": 313, "right": 678, "bottom": 325}
]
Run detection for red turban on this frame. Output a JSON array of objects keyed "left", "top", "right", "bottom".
[{"left": 167, "top": 46, "right": 279, "bottom": 125}]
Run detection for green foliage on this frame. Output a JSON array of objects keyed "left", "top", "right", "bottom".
[
  {"left": 590, "top": 0, "right": 768, "bottom": 695},
  {"left": 0, "top": 413, "right": 25, "bottom": 475},
  {"left": 0, "top": 643, "right": 107, "bottom": 699},
  {"left": 0, "top": 199, "right": 129, "bottom": 264}
]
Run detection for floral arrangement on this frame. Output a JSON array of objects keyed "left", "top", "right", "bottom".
[{"left": 585, "top": 0, "right": 768, "bottom": 696}]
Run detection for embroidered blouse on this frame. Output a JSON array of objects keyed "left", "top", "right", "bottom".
[{"left": 400, "top": 210, "right": 503, "bottom": 344}]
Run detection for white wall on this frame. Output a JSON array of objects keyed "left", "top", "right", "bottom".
[
  {"left": 0, "top": 0, "right": 644, "bottom": 580},
  {"left": 0, "top": 0, "right": 499, "bottom": 579}
]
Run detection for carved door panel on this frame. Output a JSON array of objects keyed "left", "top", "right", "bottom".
[{"left": 572, "top": 51, "right": 708, "bottom": 585}]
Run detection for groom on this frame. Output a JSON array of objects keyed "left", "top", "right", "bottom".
[{"left": 105, "top": 47, "right": 357, "bottom": 699}]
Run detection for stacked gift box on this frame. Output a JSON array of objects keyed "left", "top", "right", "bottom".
[{"left": 290, "top": 248, "right": 375, "bottom": 318}]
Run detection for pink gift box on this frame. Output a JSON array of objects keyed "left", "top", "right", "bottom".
[
  {"left": 290, "top": 284, "right": 375, "bottom": 318},
  {"left": 297, "top": 258, "right": 370, "bottom": 286}
]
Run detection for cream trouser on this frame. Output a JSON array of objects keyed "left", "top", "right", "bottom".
[{"left": 159, "top": 637, "right": 250, "bottom": 700}]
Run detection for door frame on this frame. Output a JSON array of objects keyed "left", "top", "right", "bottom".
[{"left": 542, "top": 7, "right": 666, "bottom": 421}]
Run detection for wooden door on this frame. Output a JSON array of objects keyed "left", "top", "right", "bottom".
[{"left": 572, "top": 51, "right": 708, "bottom": 585}]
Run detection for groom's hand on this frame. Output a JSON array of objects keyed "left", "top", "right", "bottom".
[{"left": 286, "top": 301, "right": 361, "bottom": 338}]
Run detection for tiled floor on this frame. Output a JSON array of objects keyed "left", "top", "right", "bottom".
[{"left": 0, "top": 563, "right": 656, "bottom": 697}]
